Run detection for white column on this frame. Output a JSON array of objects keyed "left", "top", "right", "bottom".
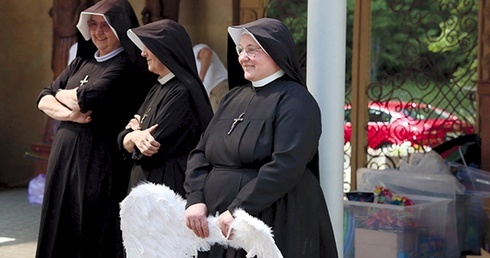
[{"left": 307, "top": 0, "right": 346, "bottom": 257}]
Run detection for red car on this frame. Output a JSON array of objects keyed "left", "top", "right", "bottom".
[{"left": 344, "top": 101, "right": 474, "bottom": 149}]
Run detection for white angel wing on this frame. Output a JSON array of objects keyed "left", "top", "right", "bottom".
[{"left": 119, "top": 182, "right": 283, "bottom": 258}]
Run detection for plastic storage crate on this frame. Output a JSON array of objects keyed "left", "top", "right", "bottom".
[
  {"left": 355, "top": 167, "right": 489, "bottom": 256},
  {"left": 454, "top": 164, "right": 490, "bottom": 192},
  {"left": 344, "top": 195, "right": 458, "bottom": 258},
  {"left": 356, "top": 167, "right": 460, "bottom": 199}
]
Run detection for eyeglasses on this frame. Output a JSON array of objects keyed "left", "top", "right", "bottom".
[
  {"left": 235, "top": 45, "right": 262, "bottom": 58},
  {"left": 87, "top": 20, "right": 112, "bottom": 32}
]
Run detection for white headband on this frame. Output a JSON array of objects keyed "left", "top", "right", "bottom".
[
  {"left": 76, "top": 12, "right": 119, "bottom": 41},
  {"left": 227, "top": 27, "right": 268, "bottom": 55},
  {"left": 126, "top": 29, "right": 145, "bottom": 51}
]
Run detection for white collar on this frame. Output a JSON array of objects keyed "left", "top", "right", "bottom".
[
  {"left": 158, "top": 72, "right": 175, "bottom": 85},
  {"left": 94, "top": 47, "right": 124, "bottom": 62},
  {"left": 252, "top": 69, "right": 285, "bottom": 87}
]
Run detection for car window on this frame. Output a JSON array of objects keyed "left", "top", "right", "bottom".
[
  {"left": 344, "top": 108, "right": 351, "bottom": 122},
  {"left": 368, "top": 108, "right": 391, "bottom": 122},
  {"left": 403, "top": 106, "right": 450, "bottom": 120},
  {"left": 402, "top": 107, "right": 419, "bottom": 119},
  {"left": 417, "top": 107, "right": 450, "bottom": 119}
]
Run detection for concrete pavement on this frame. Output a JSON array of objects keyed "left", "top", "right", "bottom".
[
  {"left": 2, "top": 186, "right": 490, "bottom": 258},
  {"left": 0, "top": 187, "right": 40, "bottom": 258}
]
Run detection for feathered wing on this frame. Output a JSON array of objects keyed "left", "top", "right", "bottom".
[
  {"left": 119, "top": 182, "right": 283, "bottom": 258},
  {"left": 119, "top": 182, "right": 209, "bottom": 258},
  {"left": 231, "top": 209, "right": 284, "bottom": 258}
]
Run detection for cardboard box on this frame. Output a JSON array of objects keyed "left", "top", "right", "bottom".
[{"left": 354, "top": 228, "right": 416, "bottom": 258}]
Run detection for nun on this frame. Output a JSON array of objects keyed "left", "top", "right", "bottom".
[
  {"left": 36, "top": 0, "right": 154, "bottom": 257},
  {"left": 117, "top": 19, "right": 213, "bottom": 197},
  {"left": 184, "top": 18, "right": 339, "bottom": 258}
]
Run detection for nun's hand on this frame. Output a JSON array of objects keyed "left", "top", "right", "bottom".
[
  {"left": 70, "top": 110, "right": 92, "bottom": 124},
  {"left": 217, "top": 210, "right": 235, "bottom": 240},
  {"left": 132, "top": 124, "right": 160, "bottom": 156},
  {"left": 185, "top": 203, "right": 209, "bottom": 238},
  {"left": 125, "top": 114, "right": 141, "bottom": 130}
]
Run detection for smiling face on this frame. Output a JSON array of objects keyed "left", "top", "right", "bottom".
[
  {"left": 88, "top": 15, "right": 121, "bottom": 56},
  {"left": 141, "top": 47, "right": 170, "bottom": 78},
  {"left": 238, "top": 34, "right": 280, "bottom": 82}
]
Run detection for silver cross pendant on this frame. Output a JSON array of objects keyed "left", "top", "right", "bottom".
[
  {"left": 79, "top": 75, "right": 89, "bottom": 86},
  {"left": 227, "top": 113, "right": 244, "bottom": 135}
]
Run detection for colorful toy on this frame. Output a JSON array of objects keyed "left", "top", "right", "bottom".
[{"left": 374, "top": 186, "right": 414, "bottom": 206}]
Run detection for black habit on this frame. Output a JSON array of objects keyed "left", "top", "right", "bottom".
[
  {"left": 184, "top": 18, "right": 338, "bottom": 258},
  {"left": 35, "top": 1, "right": 154, "bottom": 257},
  {"left": 118, "top": 19, "right": 213, "bottom": 196}
]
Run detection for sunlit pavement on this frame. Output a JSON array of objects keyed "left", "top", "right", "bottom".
[
  {"left": 3, "top": 185, "right": 490, "bottom": 258},
  {"left": 0, "top": 187, "right": 40, "bottom": 258}
]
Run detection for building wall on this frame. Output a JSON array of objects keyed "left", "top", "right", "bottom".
[
  {"left": 179, "top": 0, "right": 232, "bottom": 64},
  {"left": 130, "top": 0, "right": 232, "bottom": 64},
  {"left": 0, "top": 0, "right": 232, "bottom": 187},
  {"left": 0, "top": 0, "right": 53, "bottom": 187}
]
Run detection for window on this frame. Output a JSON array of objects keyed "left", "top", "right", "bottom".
[{"left": 368, "top": 108, "right": 391, "bottom": 122}]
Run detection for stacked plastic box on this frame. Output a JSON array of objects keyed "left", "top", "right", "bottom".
[
  {"left": 343, "top": 168, "right": 460, "bottom": 258},
  {"left": 453, "top": 164, "right": 490, "bottom": 254},
  {"left": 456, "top": 164, "right": 490, "bottom": 192},
  {"left": 344, "top": 194, "right": 456, "bottom": 258},
  {"left": 356, "top": 168, "right": 459, "bottom": 199}
]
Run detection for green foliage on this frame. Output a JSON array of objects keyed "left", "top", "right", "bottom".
[
  {"left": 425, "top": 1, "right": 478, "bottom": 88},
  {"left": 265, "top": 0, "right": 477, "bottom": 123},
  {"left": 266, "top": 0, "right": 307, "bottom": 45},
  {"left": 265, "top": 0, "right": 308, "bottom": 73}
]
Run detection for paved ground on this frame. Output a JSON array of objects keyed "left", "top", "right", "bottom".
[
  {"left": 0, "top": 187, "right": 41, "bottom": 258},
  {"left": 2, "top": 186, "right": 490, "bottom": 258}
]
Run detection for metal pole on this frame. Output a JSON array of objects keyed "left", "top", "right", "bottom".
[{"left": 307, "top": 0, "right": 347, "bottom": 256}]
